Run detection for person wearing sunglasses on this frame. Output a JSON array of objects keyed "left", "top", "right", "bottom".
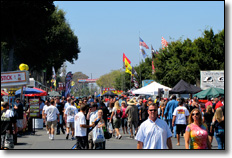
[
  {"left": 185, "top": 109, "right": 211, "bottom": 149},
  {"left": 135, "top": 103, "right": 173, "bottom": 149}
]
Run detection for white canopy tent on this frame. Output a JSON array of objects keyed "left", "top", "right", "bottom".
[{"left": 132, "top": 81, "right": 171, "bottom": 95}]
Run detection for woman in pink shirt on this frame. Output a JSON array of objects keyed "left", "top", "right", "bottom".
[{"left": 121, "top": 101, "right": 128, "bottom": 134}]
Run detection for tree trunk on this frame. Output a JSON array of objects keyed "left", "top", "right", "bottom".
[
  {"left": 1, "top": 53, "right": 4, "bottom": 72},
  {"left": 7, "top": 44, "right": 15, "bottom": 71},
  {"left": 196, "top": 77, "right": 200, "bottom": 87}
]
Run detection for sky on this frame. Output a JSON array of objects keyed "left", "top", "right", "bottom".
[{"left": 54, "top": 1, "right": 225, "bottom": 79}]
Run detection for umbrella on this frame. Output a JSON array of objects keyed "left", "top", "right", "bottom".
[
  {"left": 193, "top": 87, "right": 224, "bottom": 99},
  {"left": 15, "top": 87, "right": 47, "bottom": 96},
  {"left": 1, "top": 90, "right": 8, "bottom": 96},
  {"left": 102, "top": 91, "right": 117, "bottom": 97},
  {"left": 48, "top": 91, "right": 61, "bottom": 97}
]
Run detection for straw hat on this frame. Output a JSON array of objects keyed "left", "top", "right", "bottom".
[{"left": 127, "top": 99, "right": 136, "bottom": 105}]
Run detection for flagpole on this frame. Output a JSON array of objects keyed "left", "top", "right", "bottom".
[{"left": 139, "top": 31, "right": 142, "bottom": 87}]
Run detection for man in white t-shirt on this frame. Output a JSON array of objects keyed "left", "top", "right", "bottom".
[
  {"left": 44, "top": 99, "right": 60, "bottom": 140},
  {"left": 87, "top": 103, "right": 98, "bottom": 149},
  {"left": 74, "top": 104, "right": 95, "bottom": 149},
  {"left": 42, "top": 101, "right": 49, "bottom": 134},
  {"left": 64, "top": 97, "right": 71, "bottom": 111},
  {"left": 64, "top": 100, "right": 78, "bottom": 140},
  {"left": 172, "top": 98, "right": 189, "bottom": 146},
  {"left": 135, "top": 103, "right": 173, "bottom": 149}
]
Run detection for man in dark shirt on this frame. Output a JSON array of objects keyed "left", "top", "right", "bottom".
[
  {"left": 14, "top": 98, "right": 24, "bottom": 136},
  {"left": 55, "top": 97, "right": 65, "bottom": 135},
  {"left": 1, "top": 102, "right": 17, "bottom": 149}
]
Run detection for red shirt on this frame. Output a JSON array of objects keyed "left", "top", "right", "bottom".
[{"left": 215, "top": 101, "right": 223, "bottom": 110}]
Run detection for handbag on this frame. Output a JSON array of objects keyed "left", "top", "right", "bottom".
[
  {"left": 93, "top": 127, "right": 105, "bottom": 143},
  {"left": 104, "top": 130, "right": 112, "bottom": 139}
]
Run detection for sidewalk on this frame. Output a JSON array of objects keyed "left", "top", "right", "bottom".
[{"left": 14, "top": 127, "right": 218, "bottom": 149}]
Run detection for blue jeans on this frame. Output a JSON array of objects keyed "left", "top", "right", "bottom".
[
  {"left": 167, "top": 119, "right": 173, "bottom": 132},
  {"left": 167, "top": 119, "right": 176, "bottom": 137},
  {"left": 214, "top": 130, "right": 225, "bottom": 149}
]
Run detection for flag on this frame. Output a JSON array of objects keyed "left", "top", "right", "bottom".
[
  {"left": 125, "top": 58, "right": 132, "bottom": 74},
  {"left": 52, "top": 66, "right": 56, "bottom": 87},
  {"left": 161, "top": 36, "right": 168, "bottom": 49},
  {"left": 132, "top": 66, "right": 138, "bottom": 78},
  {"left": 139, "top": 37, "right": 149, "bottom": 49},
  {"left": 140, "top": 46, "right": 147, "bottom": 59},
  {"left": 151, "top": 45, "right": 156, "bottom": 59},
  {"left": 152, "top": 61, "right": 155, "bottom": 74},
  {"left": 123, "top": 53, "right": 131, "bottom": 69}
]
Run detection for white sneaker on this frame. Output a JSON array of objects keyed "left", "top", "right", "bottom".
[
  {"left": 47, "top": 131, "right": 49, "bottom": 134},
  {"left": 49, "top": 134, "right": 51, "bottom": 139},
  {"left": 51, "top": 135, "right": 54, "bottom": 140},
  {"left": 115, "top": 136, "right": 118, "bottom": 139},
  {"left": 118, "top": 135, "right": 122, "bottom": 139}
]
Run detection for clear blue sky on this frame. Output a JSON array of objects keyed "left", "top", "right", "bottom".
[{"left": 54, "top": 1, "right": 224, "bottom": 79}]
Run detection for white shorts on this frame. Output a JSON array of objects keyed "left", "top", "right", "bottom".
[{"left": 17, "top": 119, "right": 23, "bottom": 128}]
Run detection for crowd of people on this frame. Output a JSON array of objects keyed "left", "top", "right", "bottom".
[{"left": 1, "top": 93, "right": 225, "bottom": 150}]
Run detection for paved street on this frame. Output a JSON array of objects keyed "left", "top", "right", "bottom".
[{"left": 14, "top": 127, "right": 218, "bottom": 149}]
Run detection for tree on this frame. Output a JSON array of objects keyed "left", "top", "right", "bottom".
[
  {"left": 96, "top": 70, "right": 122, "bottom": 89},
  {"left": 1, "top": 2, "right": 80, "bottom": 86},
  {"left": 1, "top": 1, "right": 55, "bottom": 71},
  {"left": 153, "top": 28, "right": 224, "bottom": 87}
]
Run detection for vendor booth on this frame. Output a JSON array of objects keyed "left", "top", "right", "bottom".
[{"left": 132, "top": 81, "right": 171, "bottom": 96}]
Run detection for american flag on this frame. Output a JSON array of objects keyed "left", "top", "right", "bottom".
[
  {"left": 161, "top": 36, "right": 168, "bottom": 48},
  {"left": 139, "top": 37, "right": 149, "bottom": 49}
]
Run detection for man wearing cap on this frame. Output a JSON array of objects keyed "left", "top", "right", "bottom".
[
  {"left": 87, "top": 103, "right": 98, "bottom": 149},
  {"left": 125, "top": 99, "right": 138, "bottom": 139},
  {"left": 87, "top": 95, "right": 94, "bottom": 104}
]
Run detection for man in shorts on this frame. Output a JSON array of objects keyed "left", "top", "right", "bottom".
[
  {"left": 172, "top": 98, "right": 189, "bottom": 146},
  {"left": 64, "top": 100, "right": 78, "bottom": 140},
  {"left": 44, "top": 99, "right": 60, "bottom": 140}
]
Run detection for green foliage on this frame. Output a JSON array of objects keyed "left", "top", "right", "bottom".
[
  {"left": 1, "top": 2, "right": 80, "bottom": 84},
  {"left": 153, "top": 28, "right": 224, "bottom": 87},
  {"left": 96, "top": 70, "right": 122, "bottom": 89}
]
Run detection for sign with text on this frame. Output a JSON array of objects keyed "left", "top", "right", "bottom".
[
  {"left": 1, "top": 71, "right": 29, "bottom": 88},
  {"left": 200, "top": 70, "right": 224, "bottom": 90},
  {"left": 29, "top": 98, "right": 40, "bottom": 118},
  {"left": 78, "top": 79, "right": 98, "bottom": 83}
]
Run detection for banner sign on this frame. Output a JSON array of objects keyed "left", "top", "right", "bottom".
[
  {"left": 200, "top": 70, "right": 224, "bottom": 90},
  {"left": 65, "top": 72, "right": 73, "bottom": 97},
  {"left": 1, "top": 71, "right": 29, "bottom": 88},
  {"left": 29, "top": 98, "right": 40, "bottom": 118},
  {"left": 78, "top": 79, "right": 98, "bottom": 83}
]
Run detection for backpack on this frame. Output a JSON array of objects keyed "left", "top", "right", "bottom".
[{"left": 116, "top": 109, "right": 122, "bottom": 119}]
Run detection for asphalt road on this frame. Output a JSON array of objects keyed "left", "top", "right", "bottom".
[{"left": 14, "top": 127, "right": 219, "bottom": 150}]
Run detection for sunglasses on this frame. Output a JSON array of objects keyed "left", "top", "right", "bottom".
[
  {"left": 149, "top": 109, "right": 157, "bottom": 112},
  {"left": 192, "top": 113, "right": 200, "bottom": 116}
]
